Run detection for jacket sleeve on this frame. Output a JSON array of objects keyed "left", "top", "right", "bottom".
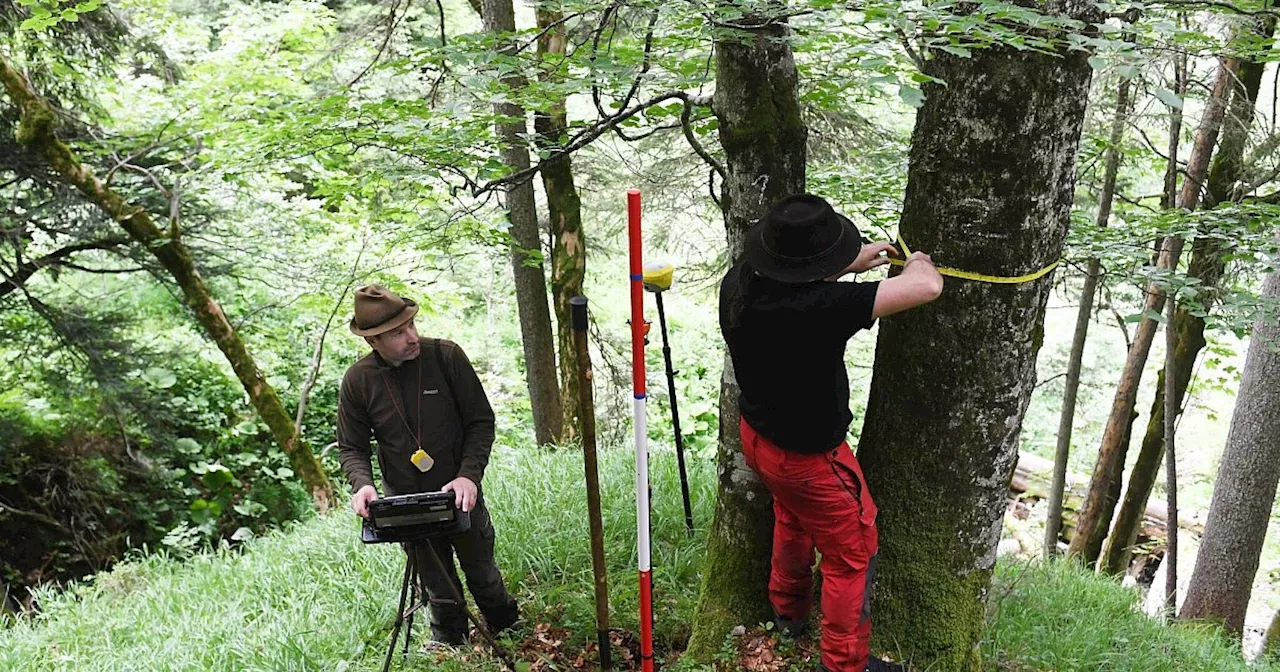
[
  {"left": 336, "top": 372, "right": 377, "bottom": 493},
  {"left": 449, "top": 344, "right": 497, "bottom": 485}
]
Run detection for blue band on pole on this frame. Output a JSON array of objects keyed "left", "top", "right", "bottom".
[
  {"left": 630, "top": 273, "right": 643, "bottom": 280},
  {"left": 634, "top": 393, "right": 646, "bottom": 400}
]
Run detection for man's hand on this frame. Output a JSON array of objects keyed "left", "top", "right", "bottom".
[
  {"left": 442, "top": 476, "right": 478, "bottom": 513},
  {"left": 872, "top": 251, "right": 944, "bottom": 319},
  {"left": 850, "top": 241, "right": 898, "bottom": 273},
  {"left": 902, "top": 251, "right": 935, "bottom": 272},
  {"left": 351, "top": 485, "right": 378, "bottom": 519},
  {"left": 830, "top": 242, "right": 897, "bottom": 279}
]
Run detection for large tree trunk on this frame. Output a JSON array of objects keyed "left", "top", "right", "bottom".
[
  {"left": 854, "top": 17, "right": 1097, "bottom": 669},
  {"left": 1101, "top": 35, "right": 1272, "bottom": 575},
  {"left": 481, "top": 0, "right": 563, "bottom": 446},
  {"left": 0, "top": 56, "right": 334, "bottom": 509},
  {"left": 1178, "top": 249, "right": 1280, "bottom": 634},
  {"left": 1045, "top": 76, "right": 1133, "bottom": 556},
  {"left": 533, "top": 3, "right": 586, "bottom": 443},
  {"left": 686, "top": 12, "right": 807, "bottom": 658},
  {"left": 1067, "top": 58, "right": 1238, "bottom": 563}
]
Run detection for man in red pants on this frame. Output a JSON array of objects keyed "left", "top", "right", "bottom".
[{"left": 720, "top": 194, "right": 944, "bottom": 671}]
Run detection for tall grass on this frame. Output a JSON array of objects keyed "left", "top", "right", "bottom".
[
  {"left": 0, "top": 447, "right": 713, "bottom": 672},
  {"left": 984, "top": 559, "right": 1277, "bottom": 672},
  {"left": 2, "top": 447, "right": 1271, "bottom": 672}
]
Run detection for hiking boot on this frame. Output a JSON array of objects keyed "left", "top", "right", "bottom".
[
  {"left": 818, "top": 657, "right": 906, "bottom": 672},
  {"left": 867, "top": 657, "right": 906, "bottom": 672},
  {"left": 773, "top": 612, "right": 809, "bottom": 638},
  {"left": 482, "top": 600, "right": 521, "bottom": 636}
]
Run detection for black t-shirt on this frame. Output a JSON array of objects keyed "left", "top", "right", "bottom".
[{"left": 719, "top": 261, "right": 880, "bottom": 454}]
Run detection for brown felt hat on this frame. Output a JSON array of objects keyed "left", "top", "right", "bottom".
[{"left": 349, "top": 284, "right": 418, "bottom": 337}]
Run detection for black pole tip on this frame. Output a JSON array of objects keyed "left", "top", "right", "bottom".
[{"left": 571, "top": 296, "right": 588, "bottom": 332}]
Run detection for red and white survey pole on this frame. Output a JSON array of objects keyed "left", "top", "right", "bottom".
[{"left": 627, "top": 188, "right": 655, "bottom": 672}]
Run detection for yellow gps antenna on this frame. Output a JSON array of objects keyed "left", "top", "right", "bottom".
[
  {"left": 641, "top": 260, "right": 693, "bottom": 534},
  {"left": 642, "top": 261, "right": 673, "bottom": 293}
]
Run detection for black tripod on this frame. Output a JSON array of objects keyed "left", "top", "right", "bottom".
[{"left": 381, "top": 540, "right": 517, "bottom": 672}]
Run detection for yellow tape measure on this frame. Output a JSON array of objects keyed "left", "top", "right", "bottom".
[{"left": 887, "top": 235, "right": 1060, "bottom": 285}]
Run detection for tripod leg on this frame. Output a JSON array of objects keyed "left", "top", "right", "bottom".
[
  {"left": 405, "top": 549, "right": 416, "bottom": 656},
  {"left": 419, "top": 541, "right": 518, "bottom": 671},
  {"left": 382, "top": 551, "right": 415, "bottom": 672},
  {"left": 657, "top": 294, "right": 695, "bottom": 534}
]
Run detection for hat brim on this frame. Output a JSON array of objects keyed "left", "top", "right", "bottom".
[
  {"left": 743, "top": 215, "right": 864, "bottom": 284},
  {"left": 349, "top": 300, "right": 419, "bottom": 337}
]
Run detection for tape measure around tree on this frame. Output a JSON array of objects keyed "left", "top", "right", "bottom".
[{"left": 888, "top": 234, "right": 1060, "bottom": 285}]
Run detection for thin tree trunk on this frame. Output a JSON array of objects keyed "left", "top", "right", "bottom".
[
  {"left": 1067, "top": 57, "right": 1238, "bottom": 563},
  {"left": 1102, "top": 30, "right": 1272, "bottom": 574},
  {"left": 1045, "top": 77, "right": 1133, "bottom": 556},
  {"left": 1163, "top": 293, "right": 1179, "bottom": 614},
  {"left": 1162, "top": 54, "right": 1189, "bottom": 211},
  {"left": 855, "top": 18, "right": 1098, "bottom": 668},
  {"left": 1178, "top": 241, "right": 1280, "bottom": 634},
  {"left": 0, "top": 55, "right": 334, "bottom": 509},
  {"left": 534, "top": 3, "right": 586, "bottom": 442},
  {"left": 686, "top": 9, "right": 807, "bottom": 658},
  {"left": 481, "top": 0, "right": 563, "bottom": 446}
]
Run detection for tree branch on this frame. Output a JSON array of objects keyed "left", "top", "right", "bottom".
[
  {"left": 475, "top": 90, "right": 695, "bottom": 194},
  {"left": 0, "top": 498, "right": 66, "bottom": 530},
  {"left": 0, "top": 237, "right": 130, "bottom": 298},
  {"left": 682, "top": 95, "right": 725, "bottom": 180}
]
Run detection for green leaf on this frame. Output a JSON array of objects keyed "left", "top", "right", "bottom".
[
  {"left": 1087, "top": 56, "right": 1107, "bottom": 71},
  {"left": 899, "top": 85, "right": 925, "bottom": 108},
  {"left": 200, "top": 463, "right": 234, "bottom": 490},
  {"left": 142, "top": 368, "right": 177, "bottom": 389},
  {"left": 1155, "top": 88, "right": 1184, "bottom": 109},
  {"left": 175, "top": 438, "right": 202, "bottom": 455}
]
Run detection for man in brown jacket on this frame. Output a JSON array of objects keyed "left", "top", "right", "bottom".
[{"left": 337, "top": 284, "right": 519, "bottom": 645}]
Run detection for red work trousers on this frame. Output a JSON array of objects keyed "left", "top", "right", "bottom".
[{"left": 741, "top": 418, "right": 880, "bottom": 672}]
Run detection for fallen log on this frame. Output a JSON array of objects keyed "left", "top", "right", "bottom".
[{"left": 1009, "top": 450, "right": 1203, "bottom": 546}]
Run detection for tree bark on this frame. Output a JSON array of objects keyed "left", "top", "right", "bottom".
[
  {"left": 1067, "top": 57, "right": 1238, "bottom": 563},
  {"left": 686, "top": 13, "right": 807, "bottom": 658},
  {"left": 1045, "top": 76, "right": 1133, "bottom": 556},
  {"left": 1162, "top": 292, "right": 1178, "bottom": 613},
  {"left": 855, "top": 19, "right": 1097, "bottom": 669},
  {"left": 1178, "top": 244, "right": 1280, "bottom": 634},
  {"left": 0, "top": 55, "right": 334, "bottom": 509},
  {"left": 481, "top": 0, "right": 563, "bottom": 446},
  {"left": 1101, "top": 31, "right": 1272, "bottom": 575},
  {"left": 533, "top": 3, "right": 586, "bottom": 443}
]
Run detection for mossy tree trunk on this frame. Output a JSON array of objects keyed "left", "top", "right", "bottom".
[
  {"left": 0, "top": 55, "right": 334, "bottom": 509},
  {"left": 1068, "top": 57, "right": 1238, "bottom": 564},
  {"left": 854, "top": 18, "right": 1097, "bottom": 670},
  {"left": 1102, "top": 23, "right": 1273, "bottom": 575},
  {"left": 686, "top": 10, "right": 807, "bottom": 659},
  {"left": 1178, "top": 246, "right": 1280, "bottom": 634},
  {"left": 533, "top": 3, "right": 586, "bottom": 443},
  {"left": 481, "top": 0, "right": 563, "bottom": 446}
]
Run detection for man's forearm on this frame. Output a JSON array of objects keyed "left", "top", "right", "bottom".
[
  {"left": 458, "top": 423, "right": 495, "bottom": 484},
  {"left": 338, "top": 447, "right": 376, "bottom": 492}
]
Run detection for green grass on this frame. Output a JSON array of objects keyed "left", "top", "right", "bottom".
[
  {"left": 0, "top": 447, "right": 713, "bottom": 672},
  {"left": 1, "top": 447, "right": 1271, "bottom": 672},
  {"left": 984, "top": 559, "right": 1278, "bottom": 672}
]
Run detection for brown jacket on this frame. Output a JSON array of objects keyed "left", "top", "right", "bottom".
[{"left": 336, "top": 339, "right": 495, "bottom": 496}]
